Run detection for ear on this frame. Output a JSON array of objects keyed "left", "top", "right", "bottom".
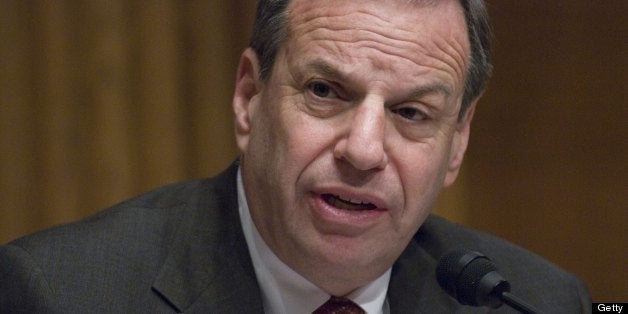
[
  {"left": 233, "top": 48, "right": 264, "bottom": 153},
  {"left": 443, "top": 100, "right": 477, "bottom": 187}
]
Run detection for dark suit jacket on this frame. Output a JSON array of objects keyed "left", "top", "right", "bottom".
[{"left": 1, "top": 163, "right": 591, "bottom": 313}]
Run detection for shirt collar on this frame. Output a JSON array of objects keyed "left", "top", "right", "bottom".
[{"left": 237, "top": 168, "right": 391, "bottom": 314}]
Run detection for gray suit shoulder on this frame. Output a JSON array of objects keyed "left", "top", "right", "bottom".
[
  {"left": 417, "top": 215, "right": 592, "bottom": 313},
  {"left": 0, "top": 178, "right": 211, "bottom": 313},
  {"left": 5, "top": 178, "right": 205, "bottom": 252}
]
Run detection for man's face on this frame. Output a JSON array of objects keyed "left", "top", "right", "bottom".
[{"left": 234, "top": 0, "right": 474, "bottom": 294}]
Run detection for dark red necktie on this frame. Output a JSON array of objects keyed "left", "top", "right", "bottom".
[{"left": 312, "top": 296, "right": 366, "bottom": 314}]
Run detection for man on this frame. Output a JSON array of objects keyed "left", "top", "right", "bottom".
[{"left": 1, "top": 0, "right": 590, "bottom": 313}]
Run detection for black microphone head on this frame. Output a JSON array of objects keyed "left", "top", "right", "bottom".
[{"left": 436, "top": 249, "right": 511, "bottom": 308}]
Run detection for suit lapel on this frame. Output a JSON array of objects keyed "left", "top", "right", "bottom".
[
  {"left": 388, "top": 216, "right": 490, "bottom": 313},
  {"left": 388, "top": 234, "right": 455, "bottom": 313},
  {"left": 152, "top": 163, "right": 264, "bottom": 312}
]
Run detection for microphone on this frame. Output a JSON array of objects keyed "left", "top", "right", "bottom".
[{"left": 436, "top": 249, "right": 544, "bottom": 314}]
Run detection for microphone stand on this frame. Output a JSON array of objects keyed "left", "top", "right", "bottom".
[{"left": 501, "top": 292, "right": 544, "bottom": 314}]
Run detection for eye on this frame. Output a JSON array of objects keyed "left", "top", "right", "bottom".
[
  {"left": 307, "top": 81, "right": 339, "bottom": 99},
  {"left": 391, "top": 107, "right": 428, "bottom": 121}
]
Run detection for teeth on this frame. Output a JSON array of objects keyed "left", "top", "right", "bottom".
[
  {"left": 323, "top": 194, "right": 377, "bottom": 211},
  {"left": 339, "top": 195, "right": 367, "bottom": 205}
]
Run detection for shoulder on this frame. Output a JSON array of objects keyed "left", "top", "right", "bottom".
[
  {"left": 0, "top": 166, "right": 237, "bottom": 312},
  {"left": 416, "top": 215, "right": 572, "bottom": 277},
  {"left": 8, "top": 179, "right": 204, "bottom": 258},
  {"left": 6, "top": 163, "right": 238, "bottom": 257},
  {"left": 411, "top": 215, "right": 591, "bottom": 313}
]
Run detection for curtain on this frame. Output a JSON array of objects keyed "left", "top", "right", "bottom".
[{"left": 0, "top": 0, "right": 256, "bottom": 241}]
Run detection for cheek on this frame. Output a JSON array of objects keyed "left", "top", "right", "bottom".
[
  {"left": 395, "top": 141, "right": 451, "bottom": 211},
  {"left": 245, "top": 109, "right": 329, "bottom": 208},
  {"left": 282, "top": 111, "right": 340, "bottom": 166}
]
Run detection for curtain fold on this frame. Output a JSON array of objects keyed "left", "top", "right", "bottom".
[{"left": 0, "top": 1, "right": 254, "bottom": 241}]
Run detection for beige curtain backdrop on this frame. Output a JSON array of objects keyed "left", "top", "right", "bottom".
[{"left": 1, "top": 0, "right": 625, "bottom": 301}]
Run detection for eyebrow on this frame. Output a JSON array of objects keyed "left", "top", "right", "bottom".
[
  {"left": 304, "top": 58, "right": 453, "bottom": 99},
  {"left": 410, "top": 83, "right": 453, "bottom": 99},
  {"left": 303, "top": 59, "right": 349, "bottom": 82}
]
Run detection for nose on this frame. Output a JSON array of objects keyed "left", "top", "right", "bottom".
[{"left": 333, "top": 96, "right": 388, "bottom": 171}]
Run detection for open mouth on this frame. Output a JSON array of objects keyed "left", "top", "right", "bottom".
[{"left": 321, "top": 193, "right": 378, "bottom": 211}]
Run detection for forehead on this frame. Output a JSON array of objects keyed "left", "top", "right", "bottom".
[
  {"left": 286, "top": 0, "right": 469, "bottom": 45},
  {"left": 283, "top": 0, "right": 470, "bottom": 89}
]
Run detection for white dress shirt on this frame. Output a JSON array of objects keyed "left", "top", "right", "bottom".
[{"left": 237, "top": 169, "right": 391, "bottom": 314}]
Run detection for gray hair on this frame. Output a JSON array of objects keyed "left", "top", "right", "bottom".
[{"left": 250, "top": 0, "right": 492, "bottom": 120}]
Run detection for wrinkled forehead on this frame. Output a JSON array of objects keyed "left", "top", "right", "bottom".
[
  {"left": 283, "top": 0, "right": 471, "bottom": 84},
  {"left": 285, "top": 0, "right": 470, "bottom": 53},
  {"left": 288, "top": 0, "right": 444, "bottom": 10}
]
